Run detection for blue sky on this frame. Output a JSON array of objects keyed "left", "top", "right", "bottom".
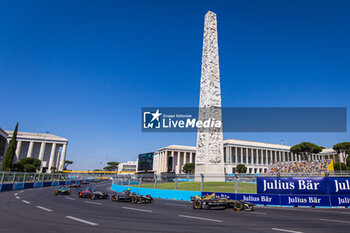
[{"left": 1, "top": 0, "right": 349, "bottom": 170}]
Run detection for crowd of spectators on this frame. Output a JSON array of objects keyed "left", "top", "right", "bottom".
[{"left": 267, "top": 160, "right": 332, "bottom": 175}]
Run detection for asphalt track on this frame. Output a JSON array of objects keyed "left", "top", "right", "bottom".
[{"left": 1, "top": 181, "right": 350, "bottom": 233}]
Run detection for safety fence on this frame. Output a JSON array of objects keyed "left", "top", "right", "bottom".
[{"left": 0, "top": 172, "right": 104, "bottom": 192}]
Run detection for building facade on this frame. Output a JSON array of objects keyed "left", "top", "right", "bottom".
[
  {"left": 153, "top": 139, "right": 339, "bottom": 175},
  {"left": 118, "top": 161, "right": 137, "bottom": 172},
  {"left": 0, "top": 128, "right": 8, "bottom": 164},
  {"left": 4, "top": 131, "right": 68, "bottom": 173}
]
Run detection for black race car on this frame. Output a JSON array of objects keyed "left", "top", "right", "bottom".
[
  {"left": 70, "top": 182, "right": 81, "bottom": 188},
  {"left": 190, "top": 193, "right": 255, "bottom": 211},
  {"left": 111, "top": 189, "right": 153, "bottom": 204},
  {"left": 80, "top": 180, "right": 90, "bottom": 185},
  {"left": 78, "top": 187, "right": 109, "bottom": 200}
]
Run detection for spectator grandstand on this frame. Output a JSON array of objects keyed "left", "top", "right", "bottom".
[{"left": 266, "top": 160, "right": 333, "bottom": 175}]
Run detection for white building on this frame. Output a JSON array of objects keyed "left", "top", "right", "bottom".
[
  {"left": 153, "top": 139, "right": 340, "bottom": 175},
  {"left": 118, "top": 161, "right": 137, "bottom": 172},
  {"left": 3, "top": 131, "right": 68, "bottom": 173},
  {"left": 0, "top": 128, "right": 8, "bottom": 163}
]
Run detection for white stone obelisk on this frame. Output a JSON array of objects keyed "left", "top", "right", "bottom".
[{"left": 195, "top": 11, "right": 225, "bottom": 181}]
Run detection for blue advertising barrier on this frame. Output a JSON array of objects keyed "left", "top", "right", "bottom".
[
  {"left": 34, "top": 182, "right": 43, "bottom": 188},
  {"left": 257, "top": 177, "right": 350, "bottom": 195},
  {"left": 13, "top": 183, "right": 25, "bottom": 190},
  {"left": 1, "top": 184, "right": 13, "bottom": 191},
  {"left": 24, "top": 182, "right": 34, "bottom": 189},
  {"left": 111, "top": 184, "right": 201, "bottom": 201},
  {"left": 203, "top": 191, "right": 349, "bottom": 207}
]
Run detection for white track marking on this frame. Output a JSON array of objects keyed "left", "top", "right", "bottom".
[
  {"left": 165, "top": 203, "right": 187, "bottom": 207},
  {"left": 320, "top": 218, "right": 350, "bottom": 224},
  {"left": 15, "top": 196, "right": 20, "bottom": 199},
  {"left": 21, "top": 200, "right": 30, "bottom": 204},
  {"left": 272, "top": 228, "right": 304, "bottom": 233},
  {"left": 65, "top": 216, "right": 98, "bottom": 226},
  {"left": 121, "top": 207, "right": 153, "bottom": 213},
  {"left": 84, "top": 201, "right": 102, "bottom": 205},
  {"left": 179, "top": 215, "right": 222, "bottom": 223},
  {"left": 19, "top": 191, "right": 24, "bottom": 193},
  {"left": 65, "top": 197, "right": 75, "bottom": 200},
  {"left": 14, "top": 193, "right": 18, "bottom": 196},
  {"left": 36, "top": 206, "right": 53, "bottom": 212},
  {"left": 243, "top": 211, "right": 267, "bottom": 215},
  {"left": 263, "top": 206, "right": 350, "bottom": 215}
]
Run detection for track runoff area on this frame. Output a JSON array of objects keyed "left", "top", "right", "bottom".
[{"left": 0, "top": 181, "right": 349, "bottom": 233}]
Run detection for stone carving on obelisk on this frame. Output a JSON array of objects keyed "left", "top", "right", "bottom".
[{"left": 195, "top": 11, "right": 225, "bottom": 181}]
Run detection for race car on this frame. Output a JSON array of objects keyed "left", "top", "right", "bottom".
[
  {"left": 54, "top": 186, "right": 71, "bottom": 195},
  {"left": 70, "top": 182, "right": 81, "bottom": 188},
  {"left": 111, "top": 189, "right": 153, "bottom": 204},
  {"left": 80, "top": 180, "right": 90, "bottom": 185},
  {"left": 190, "top": 193, "right": 255, "bottom": 211},
  {"left": 78, "top": 187, "right": 109, "bottom": 199}
]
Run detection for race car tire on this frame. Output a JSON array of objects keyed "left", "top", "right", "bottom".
[
  {"left": 192, "top": 200, "right": 202, "bottom": 209},
  {"left": 131, "top": 195, "right": 137, "bottom": 204},
  {"left": 234, "top": 201, "right": 244, "bottom": 211}
]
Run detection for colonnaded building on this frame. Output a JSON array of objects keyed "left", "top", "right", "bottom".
[
  {"left": 0, "top": 127, "right": 68, "bottom": 173},
  {"left": 153, "top": 139, "right": 339, "bottom": 175}
]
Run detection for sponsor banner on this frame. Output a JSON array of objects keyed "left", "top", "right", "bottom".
[
  {"left": 43, "top": 182, "right": 52, "bottom": 187},
  {"left": 329, "top": 195, "right": 350, "bottom": 206},
  {"left": 34, "top": 182, "right": 43, "bottom": 188},
  {"left": 24, "top": 182, "right": 34, "bottom": 189},
  {"left": 1, "top": 184, "right": 13, "bottom": 191},
  {"left": 280, "top": 195, "right": 330, "bottom": 207},
  {"left": 51, "top": 181, "right": 60, "bottom": 186},
  {"left": 327, "top": 177, "right": 350, "bottom": 195},
  {"left": 237, "top": 193, "right": 280, "bottom": 206},
  {"left": 202, "top": 192, "right": 280, "bottom": 205},
  {"left": 257, "top": 177, "right": 350, "bottom": 195},
  {"left": 13, "top": 183, "right": 25, "bottom": 190}
]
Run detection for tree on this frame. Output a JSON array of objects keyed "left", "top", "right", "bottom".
[
  {"left": 50, "top": 166, "right": 57, "bottom": 172},
  {"left": 2, "top": 123, "right": 18, "bottom": 171},
  {"left": 333, "top": 142, "right": 350, "bottom": 173},
  {"left": 333, "top": 142, "right": 350, "bottom": 163},
  {"left": 12, "top": 158, "right": 41, "bottom": 172},
  {"left": 103, "top": 161, "right": 119, "bottom": 171},
  {"left": 93, "top": 169, "right": 102, "bottom": 171},
  {"left": 347, "top": 150, "right": 350, "bottom": 167},
  {"left": 182, "top": 163, "right": 195, "bottom": 173},
  {"left": 334, "top": 162, "right": 347, "bottom": 171},
  {"left": 290, "top": 142, "right": 322, "bottom": 161},
  {"left": 64, "top": 160, "right": 73, "bottom": 170},
  {"left": 236, "top": 164, "right": 247, "bottom": 173}
]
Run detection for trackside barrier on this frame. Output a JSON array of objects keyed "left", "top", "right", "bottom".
[
  {"left": 111, "top": 184, "right": 201, "bottom": 201},
  {"left": 0, "top": 179, "right": 95, "bottom": 192},
  {"left": 202, "top": 192, "right": 350, "bottom": 208}
]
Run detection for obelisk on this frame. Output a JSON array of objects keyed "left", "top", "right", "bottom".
[{"left": 195, "top": 11, "right": 225, "bottom": 181}]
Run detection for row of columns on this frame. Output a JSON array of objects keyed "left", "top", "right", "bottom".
[
  {"left": 225, "top": 146, "right": 302, "bottom": 165},
  {"left": 224, "top": 146, "right": 331, "bottom": 165},
  {"left": 13, "top": 140, "right": 67, "bottom": 172},
  {"left": 156, "top": 150, "right": 195, "bottom": 174}
]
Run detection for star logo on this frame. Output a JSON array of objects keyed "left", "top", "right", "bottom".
[
  {"left": 143, "top": 109, "right": 162, "bottom": 129},
  {"left": 151, "top": 109, "right": 162, "bottom": 122}
]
